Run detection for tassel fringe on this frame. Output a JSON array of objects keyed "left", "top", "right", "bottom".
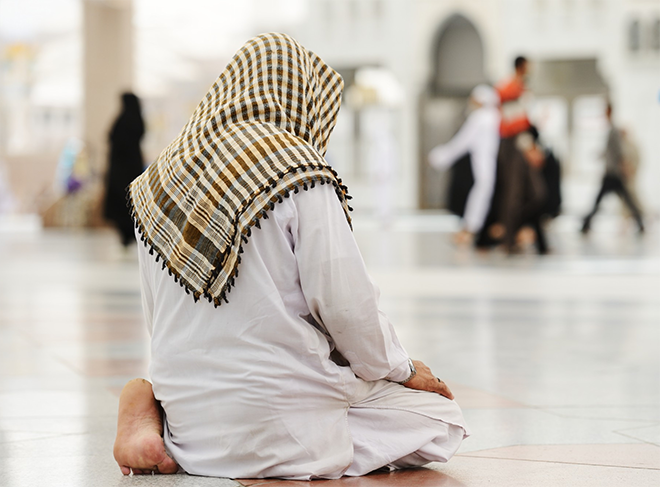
[{"left": 127, "top": 162, "right": 352, "bottom": 308}]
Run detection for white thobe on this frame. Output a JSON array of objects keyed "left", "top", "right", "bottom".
[
  {"left": 137, "top": 184, "right": 469, "bottom": 480},
  {"left": 429, "top": 107, "right": 501, "bottom": 233}
]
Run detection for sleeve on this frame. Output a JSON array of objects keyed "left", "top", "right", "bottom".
[
  {"left": 429, "top": 113, "right": 479, "bottom": 170},
  {"left": 291, "top": 185, "right": 411, "bottom": 382}
]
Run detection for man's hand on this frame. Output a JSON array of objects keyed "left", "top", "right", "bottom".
[
  {"left": 525, "top": 147, "right": 545, "bottom": 169},
  {"left": 403, "top": 360, "right": 454, "bottom": 400}
]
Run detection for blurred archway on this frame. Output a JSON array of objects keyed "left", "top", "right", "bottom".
[{"left": 420, "top": 14, "right": 487, "bottom": 209}]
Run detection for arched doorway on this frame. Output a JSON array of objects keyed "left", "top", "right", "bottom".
[
  {"left": 431, "top": 14, "right": 487, "bottom": 97},
  {"left": 420, "top": 14, "right": 487, "bottom": 209}
]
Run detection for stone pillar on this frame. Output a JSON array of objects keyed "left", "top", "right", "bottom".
[{"left": 83, "top": 0, "right": 133, "bottom": 224}]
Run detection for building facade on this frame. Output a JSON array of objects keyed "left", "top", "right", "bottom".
[{"left": 294, "top": 0, "right": 660, "bottom": 216}]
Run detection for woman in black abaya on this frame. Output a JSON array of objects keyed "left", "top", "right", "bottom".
[{"left": 104, "top": 93, "right": 145, "bottom": 246}]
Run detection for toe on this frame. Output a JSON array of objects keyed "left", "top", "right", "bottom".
[{"left": 156, "top": 455, "right": 179, "bottom": 474}]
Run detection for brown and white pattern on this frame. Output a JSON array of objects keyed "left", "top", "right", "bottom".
[{"left": 128, "top": 33, "right": 351, "bottom": 306}]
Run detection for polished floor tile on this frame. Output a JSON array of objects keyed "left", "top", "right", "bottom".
[
  {"left": 442, "top": 382, "right": 527, "bottom": 409},
  {"left": 0, "top": 458, "right": 239, "bottom": 487},
  {"left": 435, "top": 455, "right": 660, "bottom": 486},
  {"left": 0, "top": 218, "right": 658, "bottom": 486},
  {"left": 457, "top": 407, "right": 652, "bottom": 453},
  {"left": 459, "top": 444, "right": 660, "bottom": 469},
  {"left": 0, "top": 389, "right": 118, "bottom": 418},
  {"left": 617, "top": 423, "right": 660, "bottom": 445}
]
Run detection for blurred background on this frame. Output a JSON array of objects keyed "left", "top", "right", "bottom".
[
  {"left": 0, "top": 0, "right": 658, "bottom": 235},
  {"left": 0, "top": 3, "right": 659, "bottom": 485}
]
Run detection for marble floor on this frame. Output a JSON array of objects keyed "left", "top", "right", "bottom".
[{"left": 0, "top": 214, "right": 658, "bottom": 486}]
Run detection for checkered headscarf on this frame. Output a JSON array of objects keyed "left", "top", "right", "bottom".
[{"left": 128, "top": 33, "right": 351, "bottom": 306}]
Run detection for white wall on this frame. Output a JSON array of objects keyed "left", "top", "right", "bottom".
[{"left": 611, "top": 0, "right": 660, "bottom": 215}]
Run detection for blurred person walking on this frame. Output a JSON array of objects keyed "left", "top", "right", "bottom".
[
  {"left": 104, "top": 93, "right": 145, "bottom": 246},
  {"left": 489, "top": 56, "right": 548, "bottom": 253},
  {"left": 581, "top": 103, "right": 644, "bottom": 234},
  {"left": 429, "top": 85, "right": 501, "bottom": 244}
]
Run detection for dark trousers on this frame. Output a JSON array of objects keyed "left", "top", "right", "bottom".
[
  {"left": 497, "top": 138, "right": 547, "bottom": 252},
  {"left": 583, "top": 174, "right": 643, "bottom": 231}
]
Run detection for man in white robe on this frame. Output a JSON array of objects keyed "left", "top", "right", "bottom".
[
  {"left": 429, "top": 85, "right": 501, "bottom": 243},
  {"left": 112, "top": 33, "right": 469, "bottom": 480}
]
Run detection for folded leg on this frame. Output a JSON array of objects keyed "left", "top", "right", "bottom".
[{"left": 345, "top": 381, "right": 469, "bottom": 476}]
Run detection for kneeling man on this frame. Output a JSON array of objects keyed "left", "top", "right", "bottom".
[{"left": 113, "top": 33, "right": 469, "bottom": 480}]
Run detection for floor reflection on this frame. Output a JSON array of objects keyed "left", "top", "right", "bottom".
[{"left": 0, "top": 218, "right": 658, "bottom": 486}]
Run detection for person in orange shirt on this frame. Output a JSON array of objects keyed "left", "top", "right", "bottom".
[
  {"left": 496, "top": 56, "right": 531, "bottom": 139},
  {"left": 487, "top": 56, "right": 548, "bottom": 253}
]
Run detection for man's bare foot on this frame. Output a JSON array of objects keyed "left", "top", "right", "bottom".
[
  {"left": 113, "top": 378, "right": 178, "bottom": 475},
  {"left": 489, "top": 223, "right": 506, "bottom": 240},
  {"left": 452, "top": 229, "right": 473, "bottom": 246},
  {"left": 516, "top": 226, "right": 536, "bottom": 247}
]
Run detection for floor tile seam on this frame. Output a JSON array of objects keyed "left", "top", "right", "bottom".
[
  {"left": 0, "top": 430, "right": 94, "bottom": 439},
  {"left": 614, "top": 421, "right": 660, "bottom": 433},
  {"left": 444, "top": 385, "right": 529, "bottom": 408},
  {"left": 0, "top": 431, "right": 94, "bottom": 444},
  {"left": 533, "top": 404, "right": 660, "bottom": 409},
  {"left": 459, "top": 406, "right": 530, "bottom": 411},
  {"left": 545, "top": 416, "right": 660, "bottom": 423},
  {"left": 7, "top": 327, "right": 44, "bottom": 349},
  {"left": 0, "top": 433, "right": 77, "bottom": 445},
  {"left": 49, "top": 354, "right": 102, "bottom": 378},
  {"left": 56, "top": 354, "right": 150, "bottom": 363},
  {"left": 532, "top": 407, "right": 660, "bottom": 424},
  {"left": 0, "top": 382, "right": 119, "bottom": 388},
  {"left": 613, "top": 430, "right": 660, "bottom": 447},
  {"left": 534, "top": 408, "right": 660, "bottom": 428},
  {"left": 1, "top": 327, "right": 96, "bottom": 378},
  {"left": 454, "top": 453, "right": 660, "bottom": 471},
  {"left": 0, "top": 385, "right": 118, "bottom": 395},
  {"left": 235, "top": 481, "right": 278, "bottom": 486},
  {"left": 532, "top": 403, "right": 660, "bottom": 409},
  {"left": 0, "top": 414, "right": 117, "bottom": 420},
  {"left": 0, "top": 427, "right": 96, "bottom": 435}
]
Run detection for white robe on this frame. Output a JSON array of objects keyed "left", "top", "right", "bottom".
[
  {"left": 429, "top": 106, "right": 501, "bottom": 233},
  {"left": 137, "top": 184, "right": 469, "bottom": 480}
]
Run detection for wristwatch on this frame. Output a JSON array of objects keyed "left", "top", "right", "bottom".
[{"left": 398, "top": 358, "right": 417, "bottom": 384}]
